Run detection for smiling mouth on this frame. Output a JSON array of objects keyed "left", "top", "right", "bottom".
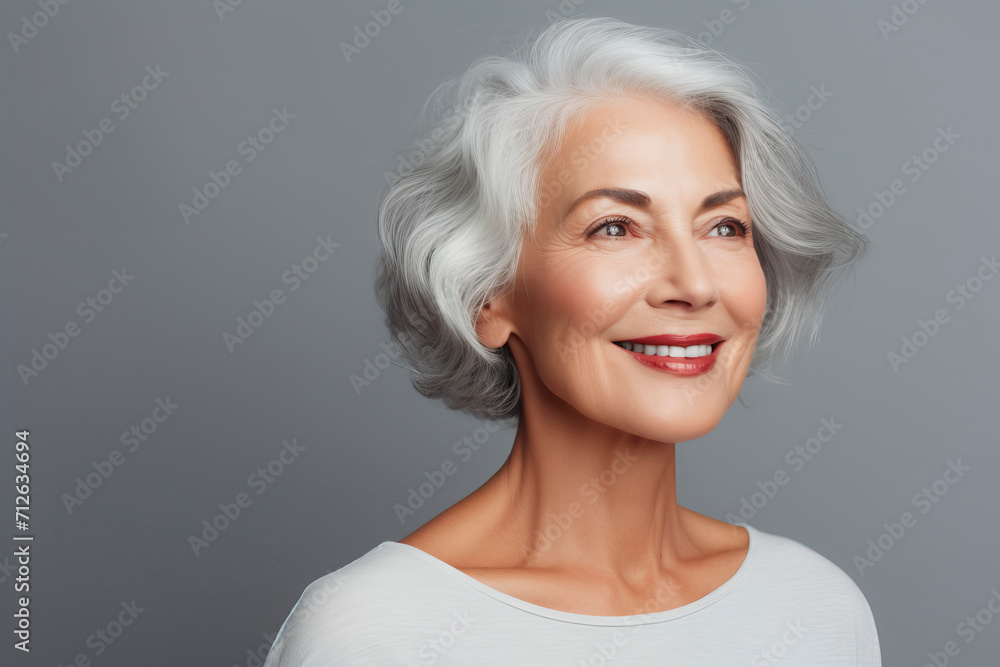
[{"left": 613, "top": 340, "right": 721, "bottom": 358}]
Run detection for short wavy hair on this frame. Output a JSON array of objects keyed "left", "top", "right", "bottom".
[{"left": 374, "top": 17, "right": 872, "bottom": 422}]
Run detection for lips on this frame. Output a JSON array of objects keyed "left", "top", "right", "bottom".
[
  {"left": 612, "top": 333, "right": 724, "bottom": 376},
  {"left": 616, "top": 338, "right": 722, "bottom": 376},
  {"left": 615, "top": 333, "right": 723, "bottom": 346}
]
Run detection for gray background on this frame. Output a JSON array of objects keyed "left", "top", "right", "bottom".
[{"left": 3, "top": 1, "right": 998, "bottom": 665}]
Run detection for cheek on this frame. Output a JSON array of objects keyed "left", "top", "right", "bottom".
[
  {"left": 519, "top": 257, "right": 635, "bottom": 406},
  {"left": 744, "top": 260, "right": 769, "bottom": 321},
  {"left": 721, "top": 255, "right": 769, "bottom": 344},
  {"left": 527, "top": 255, "right": 632, "bottom": 344}
]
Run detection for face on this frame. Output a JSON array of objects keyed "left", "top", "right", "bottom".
[{"left": 478, "top": 97, "right": 768, "bottom": 443}]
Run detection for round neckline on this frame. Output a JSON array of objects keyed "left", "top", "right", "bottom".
[{"left": 381, "top": 522, "right": 757, "bottom": 627}]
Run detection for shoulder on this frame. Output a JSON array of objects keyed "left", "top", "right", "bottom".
[
  {"left": 747, "top": 525, "right": 869, "bottom": 602},
  {"left": 743, "top": 524, "right": 881, "bottom": 663},
  {"left": 263, "top": 542, "right": 446, "bottom": 666}
]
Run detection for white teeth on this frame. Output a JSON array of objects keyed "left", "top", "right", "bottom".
[{"left": 617, "top": 342, "right": 715, "bottom": 358}]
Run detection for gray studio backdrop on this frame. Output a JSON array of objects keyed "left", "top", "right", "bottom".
[{"left": 4, "top": 1, "right": 999, "bottom": 665}]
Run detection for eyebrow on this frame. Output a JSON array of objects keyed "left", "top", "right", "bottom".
[{"left": 563, "top": 187, "right": 746, "bottom": 218}]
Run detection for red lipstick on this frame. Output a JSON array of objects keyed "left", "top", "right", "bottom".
[
  {"left": 621, "top": 333, "right": 723, "bottom": 346},
  {"left": 614, "top": 333, "right": 724, "bottom": 376}
]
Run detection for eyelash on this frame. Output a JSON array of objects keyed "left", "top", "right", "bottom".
[{"left": 587, "top": 216, "right": 751, "bottom": 240}]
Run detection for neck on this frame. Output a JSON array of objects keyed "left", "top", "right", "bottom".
[{"left": 485, "top": 373, "right": 694, "bottom": 580}]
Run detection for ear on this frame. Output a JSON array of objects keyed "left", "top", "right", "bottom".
[{"left": 474, "top": 293, "right": 515, "bottom": 349}]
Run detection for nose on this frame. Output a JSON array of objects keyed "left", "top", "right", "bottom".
[{"left": 644, "top": 233, "right": 719, "bottom": 311}]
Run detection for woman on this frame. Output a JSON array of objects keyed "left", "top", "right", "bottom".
[{"left": 265, "top": 17, "right": 881, "bottom": 665}]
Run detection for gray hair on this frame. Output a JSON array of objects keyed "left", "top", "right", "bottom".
[{"left": 373, "top": 17, "right": 872, "bottom": 422}]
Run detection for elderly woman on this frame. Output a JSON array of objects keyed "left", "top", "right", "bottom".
[{"left": 265, "top": 17, "right": 881, "bottom": 665}]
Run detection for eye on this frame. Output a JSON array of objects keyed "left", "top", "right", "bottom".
[
  {"left": 708, "top": 217, "right": 751, "bottom": 238},
  {"left": 586, "top": 215, "right": 632, "bottom": 240},
  {"left": 586, "top": 215, "right": 751, "bottom": 240}
]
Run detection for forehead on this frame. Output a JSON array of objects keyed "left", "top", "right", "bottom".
[{"left": 539, "top": 97, "right": 741, "bottom": 199}]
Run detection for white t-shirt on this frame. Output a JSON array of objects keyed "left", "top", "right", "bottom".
[{"left": 263, "top": 522, "right": 881, "bottom": 666}]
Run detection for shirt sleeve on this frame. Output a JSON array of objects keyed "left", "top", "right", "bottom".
[
  {"left": 262, "top": 573, "right": 363, "bottom": 667},
  {"left": 855, "top": 585, "right": 882, "bottom": 666}
]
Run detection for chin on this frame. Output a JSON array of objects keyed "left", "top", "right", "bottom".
[
  {"left": 639, "top": 412, "right": 727, "bottom": 444},
  {"left": 578, "top": 396, "right": 731, "bottom": 444}
]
